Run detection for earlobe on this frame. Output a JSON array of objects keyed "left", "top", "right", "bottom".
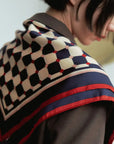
[
  {"left": 107, "top": 17, "right": 114, "bottom": 32},
  {"left": 107, "top": 24, "right": 114, "bottom": 32}
]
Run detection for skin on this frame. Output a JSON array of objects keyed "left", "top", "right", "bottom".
[{"left": 47, "top": 0, "right": 114, "bottom": 45}]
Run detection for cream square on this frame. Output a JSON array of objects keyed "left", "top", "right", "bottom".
[
  {"left": 44, "top": 53, "right": 57, "bottom": 64},
  {"left": 60, "top": 58, "right": 74, "bottom": 70},
  {"left": 39, "top": 67, "right": 49, "bottom": 81},
  {"left": 69, "top": 46, "right": 83, "bottom": 56}
]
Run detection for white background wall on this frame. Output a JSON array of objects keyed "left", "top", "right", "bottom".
[
  {"left": 0, "top": 0, "right": 48, "bottom": 47},
  {"left": 0, "top": 0, "right": 114, "bottom": 143},
  {"left": 103, "top": 62, "right": 114, "bottom": 85}
]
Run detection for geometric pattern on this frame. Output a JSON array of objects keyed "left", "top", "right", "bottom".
[
  {"left": 0, "top": 19, "right": 114, "bottom": 144},
  {"left": 0, "top": 20, "right": 100, "bottom": 116}
]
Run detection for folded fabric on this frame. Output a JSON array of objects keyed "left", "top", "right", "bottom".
[{"left": 0, "top": 18, "right": 114, "bottom": 144}]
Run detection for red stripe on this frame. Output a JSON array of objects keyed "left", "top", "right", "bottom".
[
  {"left": 0, "top": 84, "right": 114, "bottom": 141},
  {"left": 0, "top": 129, "right": 2, "bottom": 141},
  {"left": 108, "top": 130, "right": 114, "bottom": 144},
  {"left": 19, "top": 95, "right": 114, "bottom": 144}
]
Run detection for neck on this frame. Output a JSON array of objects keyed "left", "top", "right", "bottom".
[{"left": 46, "top": 8, "right": 72, "bottom": 33}]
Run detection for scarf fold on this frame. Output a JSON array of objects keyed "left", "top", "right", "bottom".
[{"left": 0, "top": 19, "right": 114, "bottom": 144}]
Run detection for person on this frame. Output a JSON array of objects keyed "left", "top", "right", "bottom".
[{"left": 0, "top": 0, "right": 114, "bottom": 143}]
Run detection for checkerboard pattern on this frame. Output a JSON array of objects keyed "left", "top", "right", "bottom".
[
  {"left": 0, "top": 19, "right": 114, "bottom": 144},
  {"left": 0, "top": 20, "right": 99, "bottom": 117}
]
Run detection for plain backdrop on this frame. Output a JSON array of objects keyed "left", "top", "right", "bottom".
[{"left": 0, "top": 0, "right": 114, "bottom": 86}]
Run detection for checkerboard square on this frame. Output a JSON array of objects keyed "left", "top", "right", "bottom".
[
  {"left": 43, "top": 44, "right": 54, "bottom": 55},
  {"left": 13, "top": 100, "right": 20, "bottom": 107},
  {"left": 6, "top": 80, "right": 14, "bottom": 92},
  {"left": 13, "top": 45, "right": 22, "bottom": 53},
  {"left": 39, "top": 67, "right": 49, "bottom": 81},
  {"left": 0, "top": 66, "right": 4, "bottom": 76},
  {"left": 5, "top": 71, "right": 12, "bottom": 82},
  {"left": 52, "top": 39, "right": 66, "bottom": 51},
  {"left": 26, "top": 63, "right": 36, "bottom": 76},
  {"left": 13, "top": 52, "right": 21, "bottom": 62},
  {"left": 22, "top": 31, "right": 33, "bottom": 45},
  {"left": 15, "top": 38, "right": 21, "bottom": 47},
  {"left": 3, "top": 52, "right": 9, "bottom": 64},
  {"left": 69, "top": 46, "right": 83, "bottom": 56},
  {"left": 0, "top": 90, "right": 3, "bottom": 99},
  {"left": 0, "top": 58, "right": 3, "bottom": 66},
  {"left": 30, "top": 31, "right": 40, "bottom": 38},
  {"left": 5, "top": 94, "right": 12, "bottom": 106},
  {"left": 9, "top": 56, "right": 15, "bottom": 68},
  {"left": 2, "top": 45, "right": 7, "bottom": 55},
  {"left": 86, "top": 56, "right": 98, "bottom": 65},
  {"left": 41, "top": 78, "right": 50, "bottom": 86},
  {"left": 60, "top": 58, "right": 74, "bottom": 70},
  {"left": 73, "top": 56, "right": 87, "bottom": 65},
  {"left": 56, "top": 49, "right": 70, "bottom": 59},
  {"left": 30, "top": 73, "right": 40, "bottom": 86},
  {"left": 22, "top": 39, "right": 30, "bottom": 50},
  {"left": 7, "top": 48, "right": 13, "bottom": 58},
  {"left": 0, "top": 75, "right": 5, "bottom": 87},
  {"left": 20, "top": 69, "right": 28, "bottom": 81},
  {"left": 34, "top": 57, "right": 46, "bottom": 71},
  {"left": 22, "top": 54, "right": 32, "bottom": 66},
  {"left": 17, "top": 59, "right": 25, "bottom": 72},
  {"left": 26, "top": 89, "right": 33, "bottom": 97},
  {"left": 39, "top": 27, "right": 49, "bottom": 33},
  {"left": 13, "top": 75, "right": 21, "bottom": 87},
  {"left": 31, "top": 51, "right": 42, "bottom": 61},
  {"left": 31, "top": 41, "right": 41, "bottom": 52},
  {"left": 35, "top": 36, "right": 48, "bottom": 47},
  {"left": 48, "top": 62, "right": 61, "bottom": 75},
  {"left": 1, "top": 85, "right": 9, "bottom": 96},
  {"left": 22, "top": 79, "right": 31, "bottom": 92},
  {"left": 28, "top": 24, "right": 39, "bottom": 33},
  {"left": 44, "top": 53, "right": 57, "bottom": 64},
  {"left": 12, "top": 65, "right": 19, "bottom": 77},
  {"left": 4, "top": 62, "right": 10, "bottom": 73},
  {"left": 10, "top": 90, "right": 19, "bottom": 102},
  {"left": 22, "top": 48, "right": 32, "bottom": 57},
  {"left": 16, "top": 84, "right": 24, "bottom": 97}
]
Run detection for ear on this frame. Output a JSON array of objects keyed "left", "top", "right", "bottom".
[
  {"left": 69, "top": 0, "right": 77, "bottom": 6},
  {"left": 108, "top": 17, "right": 114, "bottom": 32}
]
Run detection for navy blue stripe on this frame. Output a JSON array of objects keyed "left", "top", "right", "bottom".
[
  {"left": 39, "top": 88, "right": 114, "bottom": 118},
  {"left": 5, "top": 71, "right": 113, "bottom": 131},
  {"left": 37, "top": 71, "right": 113, "bottom": 101}
]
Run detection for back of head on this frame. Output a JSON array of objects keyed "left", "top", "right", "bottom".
[
  {"left": 44, "top": 0, "right": 114, "bottom": 37},
  {"left": 44, "top": 0, "right": 69, "bottom": 11}
]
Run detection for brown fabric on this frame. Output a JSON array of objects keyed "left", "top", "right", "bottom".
[
  {"left": 26, "top": 13, "right": 113, "bottom": 144},
  {"left": 27, "top": 102, "right": 108, "bottom": 144},
  {"left": 1, "top": 13, "right": 113, "bottom": 144},
  {"left": 29, "top": 13, "right": 76, "bottom": 43}
]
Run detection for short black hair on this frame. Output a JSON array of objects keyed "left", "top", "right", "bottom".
[
  {"left": 84, "top": 0, "right": 114, "bottom": 36},
  {"left": 44, "top": 0, "right": 69, "bottom": 11},
  {"left": 44, "top": 0, "right": 114, "bottom": 37}
]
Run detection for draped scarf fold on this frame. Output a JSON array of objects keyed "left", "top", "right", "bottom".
[{"left": 0, "top": 19, "right": 114, "bottom": 144}]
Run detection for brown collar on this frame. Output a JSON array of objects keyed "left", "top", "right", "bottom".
[{"left": 29, "top": 13, "right": 76, "bottom": 43}]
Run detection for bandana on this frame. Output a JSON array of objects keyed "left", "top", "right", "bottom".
[{"left": 0, "top": 17, "right": 114, "bottom": 144}]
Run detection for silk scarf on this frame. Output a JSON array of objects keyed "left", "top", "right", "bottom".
[{"left": 0, "top": 19, "right": 114, "bottom": 144}]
